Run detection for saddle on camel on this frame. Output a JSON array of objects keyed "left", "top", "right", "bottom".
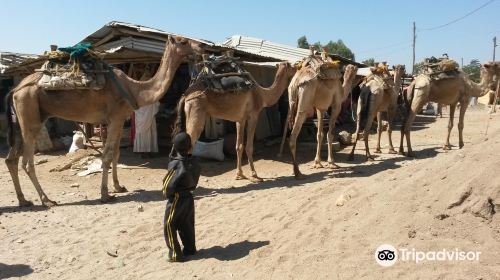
[
  {"left": 36, "top": 43, "right": 108, "bottom": 91},
  {"left": 194, "top": 52, "right": 254, "bottom": 93}
]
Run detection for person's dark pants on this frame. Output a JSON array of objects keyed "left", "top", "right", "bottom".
[{"left": 163, "top": 192, "right": 196, "bottom": 262}]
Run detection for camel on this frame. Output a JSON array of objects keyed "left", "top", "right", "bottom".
[
  {"left": 175, "top": 61, "right": 296, "bottom": 182},
  {"left": 5, "top": 36, "right": 202, "bottom": 206},
  {"left": 282, "top": 55, "right": 358, "bottom": 178},
  {"left": 398, "top": 61, "right": 500, "bottom": 157},
  {"left": 348, "top": 64, "right": 405, "bottom": 161}
]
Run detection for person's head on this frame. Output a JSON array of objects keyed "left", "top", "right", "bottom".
[{"left": 173, "top": 132, "right": 192, "bottom": 156}]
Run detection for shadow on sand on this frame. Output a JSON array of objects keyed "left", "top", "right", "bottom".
[
  {"left": 0, "top": 263, "right": 34, "bottom": 279},
  {"left": 192, "top": 240, "right": 270, "bottom": 261}
]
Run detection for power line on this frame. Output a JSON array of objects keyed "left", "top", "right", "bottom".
[
  {"left": 356, "top": 41, "right": 410, "bottom": 54},
  {"left": 420, "top": 0, "right": 496, "bottom": 31}
]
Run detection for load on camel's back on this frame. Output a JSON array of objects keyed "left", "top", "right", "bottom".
[{"left": 37, "top": 43, "right": 107, "bottom": 91}]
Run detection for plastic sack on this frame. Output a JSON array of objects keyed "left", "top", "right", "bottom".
[{"left": 192, "top": 139, "right": 225, "bottom": 161}]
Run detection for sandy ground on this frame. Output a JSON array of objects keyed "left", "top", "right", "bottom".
[{"left": 0, "top": 105, "right": 499, "bottom": 280}]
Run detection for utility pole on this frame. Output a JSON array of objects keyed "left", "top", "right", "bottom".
[
  {"left": 412, "top": 22, "right": 416, "bottom": 75},
  {"left": 461, "top": 58, "right": 463, "bottom": 69},
  {"left": 493, "top": 36, "right": 497, "bottom": 61}
]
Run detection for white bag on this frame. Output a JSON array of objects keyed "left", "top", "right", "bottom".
[{"left": 192, "top": 139, "right": 225, "bottom": 161}]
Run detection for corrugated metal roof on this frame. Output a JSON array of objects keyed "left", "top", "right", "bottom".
[
  {"left": 0, "top": 52, "right": 40, "bottom": 74},
  {"left": 221, "top": 35, "right": 310, "bottom": 63},
  {"left": 221, "top": 35, "right": 363, "bottom": 66},
  {"left": 81, "top": 21, "right": 216, "bottom": 47}
]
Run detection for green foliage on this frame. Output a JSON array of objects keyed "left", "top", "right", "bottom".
[
  {"left": 462, "top": 59, "right": 481, "bottom": 83},
  {"left": 297, "top": 36, "right": 355, "bottom": 60},
  {"left": 362, "top": 58, "right": 375, "bottom": 66},
  {"left": 297, "top": 36, "right": 310, "bottom": 49}
]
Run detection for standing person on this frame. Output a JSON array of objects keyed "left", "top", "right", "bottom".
[
  {"left": 162, "top": 132, "right": 201, "bottom": 262},
  {"left": 133, "top": 101, "right": 160, "bottom": 158}
]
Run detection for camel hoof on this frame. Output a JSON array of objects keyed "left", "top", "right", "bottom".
[
  {"left": 398, "top": 150, "right": 405, "bottom": 155},
  {"left": 313, "top": 162, "right": 324, "bottom": 169},
  {"left": 347, "top": 154, "right": 354, "bottom": 161},
  {"left": 459, "top": 143, "right": 464, "bottom": 149},
  {"left": 235, "top": 174, "right": 247, "bottom": 180},
  {"left": 366, "top": 156, "right": 375, "bottom": 162},
  {"left": 443, "top": 145, "right": 452, "bottom": 151},
  {"left": 100, "top": 194, "right": 116, "bottom": 203},
  {"left": 388, "top": 149, "right": 398, "bottom": 154},
  {"left": 327, "top": 163, "right": 340, "bottom": 169},
  {"left": 19, "top": 200, "right": 34, "bottom": 207},
  {"left": 42, "top": 199, "right": 58, "bottom": 207},
  {"left": 374, "top": 149, "right": 382, "bottom": 154},
  {"left": 406, "top": 152, "right": 416, "bottom": 158},
  {"left": 294, "top": 172, "right": 306, "bottom": 180},
  {"left": 113, "top": 186, "right": 128, "bottom": 193},
  {"left": 250, "top": 176, "right": 263, "bottom": 183}
]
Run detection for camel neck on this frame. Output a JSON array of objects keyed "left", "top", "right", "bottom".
[
  {"left": 258, "top": 66, "right": 290, "bottom": 107},
  {"left": 130, "top": 45, "right": 183, "bottom": 107},
  {"left": 342, "top": 74, "right": 356, "bottom": 99}
]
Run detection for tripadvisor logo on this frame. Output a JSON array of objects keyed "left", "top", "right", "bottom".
[{"left": 375, "top": 244, "right": 481, "bottom": 267}]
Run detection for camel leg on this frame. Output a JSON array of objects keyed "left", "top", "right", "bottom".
[
  {"left": 348, "top": 124, "right": 361, "bottom": 161},
  {"left": 362, "top": 113, "right": 376, "bottom": 161},
  {"left": 289, "top": 111, "right": 307, "bottom": 179},
  {"left": 313, "top": 109, "right": 325, "bottom": 168},
  {"left": 457, "top": 100, "right": 469, "bottom": 149},
  {"left": 20, "top": 129, "right": 57, "bottom": 207},
  {"left": 235, "top": 120, "right": 247, "bottom": 180},
  {"left": 278, "top": 109, "right": 291, "bottom": 157},
  {"left": 112, "top": 127, "right": 127, "bottom": 193},
  {"left": 386, "top": 107, "right": 397, "bottom": 154},
  {"left": 374, "top": 112, "right": 383, "bottom": 153},
  {"left": 5, "top": 137, "right": 33, "bottom": 207},
  {"left": 443, "top": 104, "right": 456, "bottom": 150},
  {"left": 326, "top": 103, "right": 341, "bottom": 169},
  {"left": 245, "top": 115, "right": 262, "bottom": 182},
  {"left": 99, "top": 121, "right": 123, "bottom": 202}
]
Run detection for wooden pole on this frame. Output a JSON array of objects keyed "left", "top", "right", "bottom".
[
  {"left": 493, "top": 36, "right": 497, "bottom": 62},
  {"left": 412, "top": 22, "right": 416, "bottom": 75}
]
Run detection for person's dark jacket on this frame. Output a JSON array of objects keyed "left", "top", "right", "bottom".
[{"left": 163, "top": 155, "right": 201, "bottom": 199}]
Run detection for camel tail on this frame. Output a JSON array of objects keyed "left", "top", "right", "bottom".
[
  {"left": 5, "top": 92, "right": 20, "bottom": 147},
  {"left": 174, "top": 95, "right": 187, "bottom": 136},
  {"left": 358, "top": 86, "right": 372, "bottom": 131}
]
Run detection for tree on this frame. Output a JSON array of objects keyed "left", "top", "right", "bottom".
[
  {"left": 362, "top": 58, "right": 375, "bottom": 66},
  {"left": 296, "top": 36, "right": 355, "bottom": 60},
  {"left": 323, "top": 40, "right": 355, "bottom": 61},
  {"left": 462, "top": 59, "right": 481, "bottom": 83},
  {"left": 297, "top": 36, "right": 310, "bottom": 49}
]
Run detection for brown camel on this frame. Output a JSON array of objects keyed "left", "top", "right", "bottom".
[
  {"left": 348, "top": 64, "right": 405, "bottom": 161},
  {"left": 398, "top": 61, "right": 500, "bottom": 156},
  {"left": 283, "top": 60, "right": 358, "bottom": 178},
  {"left": 175, "top": 62, "right": 296, "bottom": 182},
  {"left": 5, "top": 36, "right": 202, "bottom": 206}
]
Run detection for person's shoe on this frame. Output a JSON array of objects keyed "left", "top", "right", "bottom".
[{"left": 183, "top": 249, "right": 197, "bottom": 256}]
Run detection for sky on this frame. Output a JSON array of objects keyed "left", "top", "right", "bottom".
[{"left": 1, "top": 0, "right": 499, "bottom": 69}]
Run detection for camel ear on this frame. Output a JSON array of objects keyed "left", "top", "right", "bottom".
[{"left": 168, "top": 35, "right": 176, "bottom": 45}]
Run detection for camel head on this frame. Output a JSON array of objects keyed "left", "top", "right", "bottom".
[
  {"left": 392, "top": 64, "right": 406, "bottom": 75},
  {"left": 343, "top": 64, "right": 358, "bottom": 81},
  {"left": 279, "top": 61, "right": 297, "bottom": 79},
  {"left": 480, "top": 62, "right": 499, "bottom": 87},
  {"left": 166, "top": 35, "right": 204, "bottom": 58}
]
